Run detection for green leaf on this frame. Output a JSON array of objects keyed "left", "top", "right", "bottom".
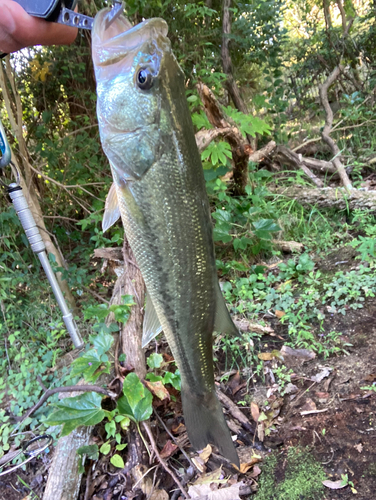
[
  {"left": 110, "top": 454, "right": 125, "bottom": 468},
  {"left": 163, "top": 371, "right": 181, "bottom": 391},
  {"left": 91, "top": 331, "right": 114, "bottom": 356},
  {"left": 117, "top": 373, "right": 153, "bottom": 422},
  {"left": 77, "top": 444, "right": 99, "bottom": 460},
  {"left": 105, "top": 420, "right": 116, "bottom": 438},
  {"left": 100, "top": 442, "right": 111, "bottom": 455},
  {"left": 84, "top": 304, "right": 109, "bottom": 322},
  {"left": 116, "top": 443, "right": 127, "bottom": 451},
  {"left": 119, "top": 416, "right": 131, "bottom": 430},
  {"left": 70, "top": 350, "right": 103, "bottom": 382},
  {"left": 45, "top": 392, "right": 106, "bottom": 436},
  {"left": 145, "top": 373, "right": 164, "bottom": 383},
  {"left": 147, "top": 353, "right": 164, "bottom": 369}
]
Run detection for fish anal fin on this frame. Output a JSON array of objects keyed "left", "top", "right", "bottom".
[
  {"left": 103, "top": 182, "right": 121, "bottom": 233},
  {"left": 214, "top": 283, "right": 239, "bottom": 335},
  {"left": 181, "top": 387, "right": 240, "bottom": 467},
  {"left": 142, "top": 292, "right": 163, "bottom": 348}
]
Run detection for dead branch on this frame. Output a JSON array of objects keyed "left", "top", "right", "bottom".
[
  {"left": 142, "top": 422, "right": 189, "bottom": 499},
  {"left": 272, "top": 240, "right": 304, "bottom": 253},
  {"left": 216, "top": 387, "right": 255, "bottom": 434},
  {"left": 17, "top": 385, "right": 113, "bottom": 429},
  {"left": 196, "top": 82, "right": 275, "bottom": 195},
  {"left": 196, "top": 127, "right": 235, "bottom": 153},
  {"left": 319, "top": 18, "right": 354, "bottom": 192},
  {"left": 272, "top": 186, "right": 376, "bottom": 211}
]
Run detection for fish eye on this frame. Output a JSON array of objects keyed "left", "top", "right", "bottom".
[{"left": 136, "top": 68, "right": 153, "bottom": 90}]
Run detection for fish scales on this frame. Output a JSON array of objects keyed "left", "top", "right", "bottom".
[{"left": 92, "top": 8, "right": 239, "bottom": 466}]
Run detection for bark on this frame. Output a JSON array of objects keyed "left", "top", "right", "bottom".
[
  {"left": 110, "top": 238, "right": 146, "bottom": 379},
  {"left": 319, "top": 65, "right": 353, "bottom": 192},
  {"left": 0, "top": 59, "right": 77, "bottom": 311},
  {"left": 323, "top": 0, "right": 332, "bottom": 29},
  {"left": 221, "top": 0, "right": 249, "bottom": 116},
  {"left": 196, "top": 82, "right": 275, "bottom": 195},
  {"left": 43, "top": 426, "right": 92, "bottom": 500},
  {"left": 272, "top": 186, "right": 376, "bottom": 211},
  {"left": 43, "top": 355, "right": 117, "bottom": 500}
]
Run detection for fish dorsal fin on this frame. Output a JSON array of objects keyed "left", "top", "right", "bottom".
[
  {"left": 142, "top": 292, "right": 163, "bottom": 348},
  {"left": 103, "top": 182, "right": 121, "bottom": 233},
  {"left": 214, "top": 283, "right": 239, "bottom": 335}
]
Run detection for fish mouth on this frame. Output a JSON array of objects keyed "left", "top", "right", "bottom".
[{"left": 92, "top": 8, "right": 168, "bottom": 67}]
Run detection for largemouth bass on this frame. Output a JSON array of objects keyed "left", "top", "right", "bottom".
[{"left": 92, "top": 8, "right": 240, "bottom": 466}]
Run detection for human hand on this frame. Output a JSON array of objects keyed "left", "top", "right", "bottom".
[{"left": 0, "top": 0, "right": 78, "bottom": 54}]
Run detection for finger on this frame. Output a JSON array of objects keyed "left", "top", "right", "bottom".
[{"left": 0, "top": 0, "right": 78, "bottom": 53}]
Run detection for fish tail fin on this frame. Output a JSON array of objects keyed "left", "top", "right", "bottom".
[{"left": 181, "top": 387, "right": 239, "bottom": 467}]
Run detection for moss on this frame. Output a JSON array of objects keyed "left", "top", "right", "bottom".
[
  {"left": 365, "top": 462, "right": 376, "bottom": 477},
  {"left": 255, "top": 447, "right": 326, "bottom": 500}
]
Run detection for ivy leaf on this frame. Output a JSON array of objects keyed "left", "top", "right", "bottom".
[
  {"left": 163, "top": 371, "right": 181, "bottom": 391},
  {"left": 77, "top": 444, "right": 99, "bottom": 461},
  {"left": 70, "top": 349, "right": 108, "bottom": 383},
  {"left": 116, "top": 443, "right": 128, "bottom": 451},
  {"left": 84, "top": 304, "right": 109, "bottom": 322},
  {"left": 100, "top": 442, "right": 111, "bottom": 455},
  {"left": 146, "top": 373, "right": 164, "bottom": 383},
  {"left": 91, "top": 331, "right": 114, "bottom": 356},
  {"left": 253, "top": 219, "right": 281, "bottom": 240},
  {"left": 45, "top": 392, "right": 106, "bottom": 436},
  {"left": 147, "top": 353, "right": 164, "bottom": 369},
  {"left": 117, "top": 373, "right": 153, "bottom": 422},
  {"left": 110, "top": 454, "right": 125, "bottom": 468}
]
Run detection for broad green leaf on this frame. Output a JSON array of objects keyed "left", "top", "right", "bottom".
[
  {"left": 70, "top": 349, "right": 104, "bottom": 382},
  {"left": 116, "top": 443, "right": 127, "bottom": 451},
  {"left": 117, "top": 373, "right": 153, "bottom": 422},
  {"left": 77, "top": 444, "right": 99, "bottom": 460},
  {"left": 119, "top": 417, "right": 131, "bottom": 430},
  {"left": 145, "top": 373, "right": 164, "bottom": 383},
  {"left": 110, "top": 454, "right": 125, "bottom": 468},
  {"left": 91, "top": 331, "right": 114, "bottom": 356},
  {"left": 84, "top": 304, "right": 109, "bottom": 322},
  {"left": 147, "top": 353, "right": 164, "bottom": 369},
  {"left": 105, "top": 420, "right": 116, "bottom": 438},
  {"left": 163, "top": 371, "right": 181, "bottom": 391},
  {"left": 100, "top": 442, "right": 111, "bottom": 455},
  {"left": 45, "top": 392, "right": 106, "bottom": 436}
]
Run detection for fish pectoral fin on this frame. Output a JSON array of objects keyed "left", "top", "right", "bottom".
[
  {"left": 142, "top": 292, "right": 163, "bottom": 348},
  {"left": 103, "top": 182, "right": 121, "bottom": 233},
  {"left": 214, "top": 282, "right": 239, "bottom": 335},
  {"left": 181, "top": 387, "right": 240, "bottom": 467}
]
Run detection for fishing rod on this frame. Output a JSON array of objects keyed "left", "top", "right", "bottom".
[{"left": 0, "top": 120, "right": 83, "bottom": 349}]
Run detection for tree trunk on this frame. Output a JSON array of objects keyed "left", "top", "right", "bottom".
[
  {"left": 221, "top": 0, "right": 256, "bottom": 149},
  {"left": 323, "top": 0, "right": 332, "bottom": 29}
]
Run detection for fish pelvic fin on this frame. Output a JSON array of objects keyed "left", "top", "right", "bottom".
[
  {"left": 103, "top": 182, "right": 121, "bottom": 233},
  {"left": 142, "top": 292, "right": 163, "bottom": 348},
  {"left": 214, "top": 282, "right": 239, "bottom": 336},
  {"left": 181, "top": 387, "right": 239, "bottom": 467}
]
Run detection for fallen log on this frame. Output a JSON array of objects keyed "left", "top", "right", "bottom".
[{"left": 272, "top": 186, "right": 376, "bottom": 211}]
